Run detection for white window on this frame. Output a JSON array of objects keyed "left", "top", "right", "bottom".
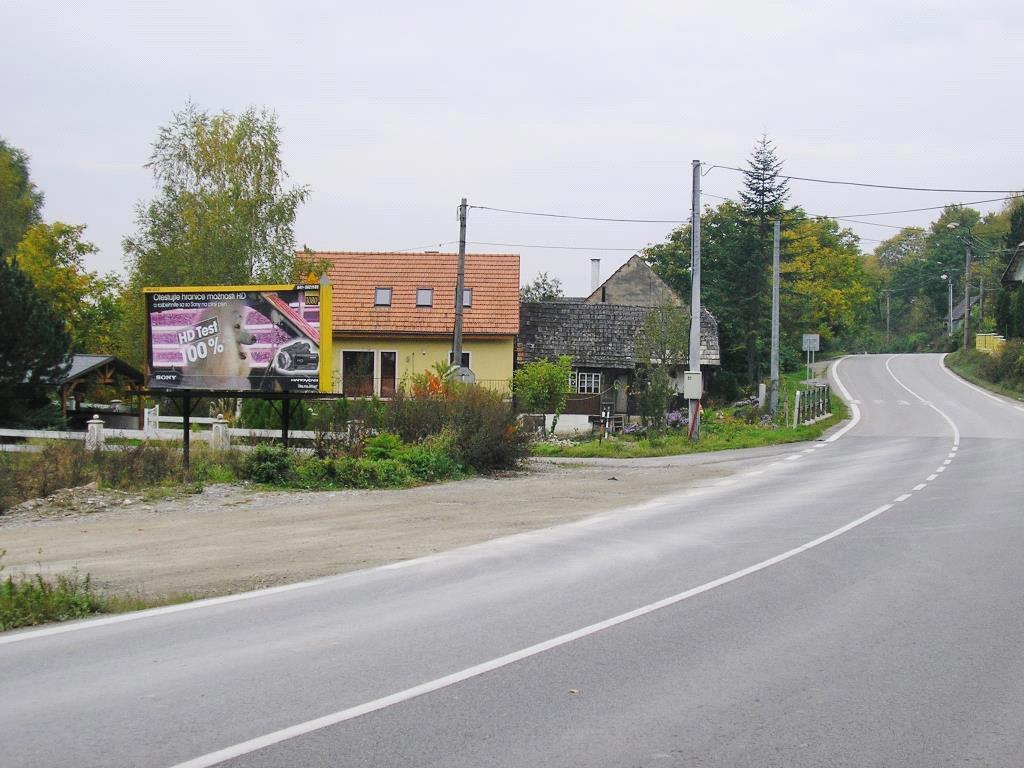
[
  {"left": 461, "top": 288, "right": 472, "bottom": 307},
  {"left": 374, "top": 287, "right": 392, "bottom": 306},
  {"left": 570, "top": 370, "right": 601, "bottom": 394},
  {"left": 416, "top": 288, "right": 433, "bottom": 307}
]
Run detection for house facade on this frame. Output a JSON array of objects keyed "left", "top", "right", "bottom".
[
  {"left": 518, "top": 256, "right": 720, "bottom": 418},
  {"left": 316, "top": 251, "right": 520, "bottom": 397}
]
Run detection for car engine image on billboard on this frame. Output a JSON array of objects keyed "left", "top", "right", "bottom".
[{"left": 144, "top": 283, "right": 332, "bottom": 393}]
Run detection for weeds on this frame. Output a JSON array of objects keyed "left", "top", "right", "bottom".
[{"left": 0, "top": 550, "right": 201, "bottom": 632}]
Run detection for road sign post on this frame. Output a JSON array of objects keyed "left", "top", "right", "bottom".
[{"left": 802, "top": 333, "right": 820, "bottom": 382}]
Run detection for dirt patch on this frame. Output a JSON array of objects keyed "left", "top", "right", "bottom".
[{"left": 0, "top": 452, "right": 769, "bottom": 600}]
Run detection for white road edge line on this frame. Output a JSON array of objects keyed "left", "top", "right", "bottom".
[
  {"left": 895, "top": 494, "right": 911, "bottom": 502},
  {"left": 825, "top": 356, "right": 861, "bottom": 443},
  {"left": 913, "top": 483, "right": 926, "bottom": 491},
  {"left": 928, "top": 474, "right": 939, "bottom": 481},
  {"left": 938, "top": 353, "right": 1021, "bottom": 406},
  {"left": 168, "top": 500, "right": 900, "bottom": 768}
]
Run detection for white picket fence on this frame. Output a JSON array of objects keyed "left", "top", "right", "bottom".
[{"left": 0, "top": 404, "right": 317, "bottom": 451}]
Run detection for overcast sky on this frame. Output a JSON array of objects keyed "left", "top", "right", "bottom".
[{"left": 4, "top": 1, "right": 1022, "bottom": 296}]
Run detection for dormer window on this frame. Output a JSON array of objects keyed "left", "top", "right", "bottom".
[
  {"left": 374, "top": 287, "right": 392, "bottom": 306},
  {"left": 416, "top": 288, "right": 433, "bottom": 307}
]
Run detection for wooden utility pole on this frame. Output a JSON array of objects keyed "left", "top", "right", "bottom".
[
  {"left": 963, "top": 242, "right": 971, "bottom": 350},
  {"left": 687, "top": 160, "right": 702, "bottom": 439},
  {"left": 452, "top": 198, "right": 467, "bottom": 370}
]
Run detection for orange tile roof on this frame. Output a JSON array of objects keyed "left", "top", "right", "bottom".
[{"left": 316, "top": 252, "right": 520, "bottom": 336}]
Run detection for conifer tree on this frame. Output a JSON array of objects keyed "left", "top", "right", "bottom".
[{"left": 0, "top": 252, "right": 70, "bottom": 423}]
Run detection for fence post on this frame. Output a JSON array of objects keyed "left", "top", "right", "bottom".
[
  {"left": 793, "top": 390, "right": 801, "bottom": 428},
  {"left": 211, "top": 414, "right": 230, "bottom": 451},
  {"left": 144, "top": 404, "right": 159, "bottom": 438},
  {"left": 85, "top": 414, "right": 105, "bottom": 450}
]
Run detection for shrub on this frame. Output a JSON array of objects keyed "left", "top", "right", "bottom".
[
  {"left": 446, "top": 386, "right": 530, "bottom": 471},
  {"left": 294, "top": 456, "right": 337, "bottom": 488},
  {"left": 244, "top": 444, "right": 294, "bottom": 484},
  {"left": 512, "top": 356, "right": 572, "bottom": 415},
  {"left": 35, "top": 442, "right": 92, "bottom": 496},
  {"left": 95, "top": 443, "right": 183, "bottom": 489},
  {"left": 385, "top": 389, "right": 447, "bottom": 443},
  {"left": 333, "top": 457, "right": 411, "bottom": 488},
  {"left": 398, "top": 440, "right": 462, "bottom": 482},
  {"left": 308, "top": 398, "right": 352, "bottom": 458},
  {"left": 365, "top": 432, "right": 403, "bottom": 460}
]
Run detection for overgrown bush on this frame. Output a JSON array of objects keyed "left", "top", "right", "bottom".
[
  {"left": 333, "top": 457, "right": 412, "bottom": 488},
  {"left": 95, "top": 443, "right": 184, "bottom": 489},
  {"left": 447, "top": 385, "right": 530, "bottom": 471},
  {"left": 308, "top": 398, "right": 352, "bottom": 458},
  {"left": 385, "top": 389, "right": 447, "bottom": 442},
  {"left": 244, "top": 444, "right": 295, "bottom": 484},
  {"left": 977, "top": 339, "right": 1024, "bottom": 384},
  {"left": 398, "top": 433, "right": 462, "bottom": 482},
  {"left": 364, "top": 432, "right": 403, "bottom": 460}
]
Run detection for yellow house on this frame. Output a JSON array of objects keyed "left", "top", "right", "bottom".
[{"left": 315, "top": 251, "right": 520, "bottom": 396}]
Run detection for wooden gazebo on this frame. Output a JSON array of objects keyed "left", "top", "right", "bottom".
[{"left": 58, "top": 355, "right": 145, "bottom": 427}]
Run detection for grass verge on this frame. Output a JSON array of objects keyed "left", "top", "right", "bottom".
[
  {"left": 0, "top": 554, "right": 199, "bottom": 632},
  {"left": 944, "top": 349, "right": 1024, "bottom": 401},
  {"left": 534, "top": 374, "right": 848, "bottom": 459}
]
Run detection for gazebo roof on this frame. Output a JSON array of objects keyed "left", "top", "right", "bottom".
[{"left": 59, "top": 355, "right": 144, "bottom": 386}]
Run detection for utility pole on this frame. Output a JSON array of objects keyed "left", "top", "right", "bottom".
[
  {"left": 687, "top": 160, "right": 702, "bottom": 439},
  {"left": 452, "top": 198, "right": 467, "bottom": 371},
  {"left": 883, "top": 289, "right": 892, "bottom": 347},
  {"left": 769, "top": 220, "right": 780, "bottom": 415},
  {"left": 943, "top": 275, "right": 953, "bottom": 336},
  {"left": 963, "top": 242, "right": 971, "bottom": 350},
  {"left": 979, "top": 275, "right": 985, "bottom": 327}
]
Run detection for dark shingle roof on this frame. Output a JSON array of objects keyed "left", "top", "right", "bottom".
[{"left": 518, "top": 303, "right": 720, "bottom": 368}]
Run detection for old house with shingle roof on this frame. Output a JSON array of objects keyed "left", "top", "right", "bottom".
[
  {"left": 518, "top": 255, "right": 720, "bottom": 417},
  {"left": 313, "top": 251, "right": 519, "bottom": 396}
]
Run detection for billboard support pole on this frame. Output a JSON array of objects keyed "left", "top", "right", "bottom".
[
  {"left": 182, "top": 394, "right": 191, "bottom": 470},
  {"left": 281, "top": 398, "right": 291, "bottom": 448}
]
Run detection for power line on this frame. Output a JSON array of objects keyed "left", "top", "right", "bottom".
[
  {"left": 468, "top": 241, "right": 641, "bottom": 252},
  {"left": 830, "top": 194, "right": 1024, "bottom": 218},
  {"left": 468, "top": 204, "right": 687, "bottom": 224},
  {"left": 711, "top": 164, "right": 1023, "bottom": 194}
]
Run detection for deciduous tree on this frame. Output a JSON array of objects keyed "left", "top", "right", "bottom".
[
  {"left": 0, "top": 138, "right": 44, "bottom": 257},
  {"left": 519, "top": 272, "right": 565, "bottom": 302},
  {"left": 124, "top": 101, "right": 309, "bottom": 286}
]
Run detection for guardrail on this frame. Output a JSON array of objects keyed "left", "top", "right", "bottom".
[{"left": 794, "top": 384, "right": 831, "bottom": 427}]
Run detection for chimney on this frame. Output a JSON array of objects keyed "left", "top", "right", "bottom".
[{"left": 590, "top": 259, "right": 601, "bottom": 293}]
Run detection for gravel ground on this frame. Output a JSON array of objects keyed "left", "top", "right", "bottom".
[{"left": 0, "top": 450, "right": 780, "bottom": 600}]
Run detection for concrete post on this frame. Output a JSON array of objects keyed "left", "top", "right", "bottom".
[
  {"left": 211, "top": 414, "right": 230, "bottom": 451},
  {"left": 85, "top": 414, "right": 105, "bottom": 450},
  {"left": 144, "top": 405, "right": 160, "bottom": 438}
]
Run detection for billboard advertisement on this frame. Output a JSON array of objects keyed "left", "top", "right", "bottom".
[{"left": 144, "top": 282, "right": 332, "bottom": 393}]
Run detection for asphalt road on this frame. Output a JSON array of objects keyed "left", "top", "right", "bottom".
[{"left": 3, "top": 353, "right": 1023, "bottom": 767}]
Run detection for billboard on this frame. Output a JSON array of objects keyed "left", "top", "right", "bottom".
[{"left": 144, "top": 282, "right": 332, "bottom": 393}]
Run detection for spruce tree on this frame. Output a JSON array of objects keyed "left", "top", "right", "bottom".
[{"left": 736, "top": 135, "right": 790, "bottom": 383}]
